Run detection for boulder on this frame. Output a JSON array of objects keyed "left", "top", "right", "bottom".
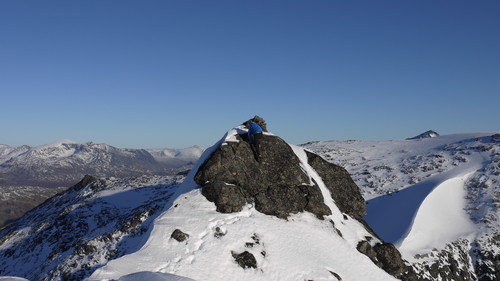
[
  {"left": 232, "top": 251, "right": 257, "bottom": 269},
  {"left": 171, "top": 229, "right": 189, "bottom": 242},
  {"left": 242, "top": 115, "right": 268, "bottom": 132},
  {"left": 195, "top": 133, "right": 332, "bottom": 219},
  {"left": 356, "top": 240, "right": 419, "bottom": 281},
  {"left": 194, "top": 116, "right": 366, "bottom": 219}
]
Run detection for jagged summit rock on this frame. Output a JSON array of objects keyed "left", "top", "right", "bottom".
[
  {"left": 194, "top": 117, "right": 365, "bottom": 220},
  {"left": 241, "top": 115, "right": 268, "bottom": 132},
  {"left": 192, "top": 118, "right": 415, "bottom": 279},
  {"left": 407, "top": 130, "right": 440, "bottom": 140}
]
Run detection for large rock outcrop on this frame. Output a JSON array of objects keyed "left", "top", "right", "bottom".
[
  {"left": 193, "top": 120, "right": 421, "bottom": 280},
  {"left": 305, "top": 150, "right": 365, "bottom": 219},
  {"left": 194, "top": 128, "right": 365, "bottom": 220}
]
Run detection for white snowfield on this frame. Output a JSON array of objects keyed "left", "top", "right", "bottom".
[
  {"left": 303, "top": 132, "right": 499, "bottom": 263},
  {"left": 1, "top": 131, "right": 497, "bottom": 280},
  {"left": 397, "top": 172, "right": 477, "bottom": 257},
  {"left": 87, "top": 128, "right": 398, "bottom": 281}
]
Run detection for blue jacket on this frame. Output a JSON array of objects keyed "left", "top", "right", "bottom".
[{"left": 248, "top": 122, "right": 263, "bottom": 143}]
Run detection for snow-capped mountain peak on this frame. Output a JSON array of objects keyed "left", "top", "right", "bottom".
[
  {"left": 0, "top": 141, "right": 204, "bottom": 187},
  {"left": 406, "top": 130, "right": 440, "bottom": 140}
]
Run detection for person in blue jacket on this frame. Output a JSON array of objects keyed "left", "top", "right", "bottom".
[{"left": 248, "top": 121, "right": 263, "bottom": 161}]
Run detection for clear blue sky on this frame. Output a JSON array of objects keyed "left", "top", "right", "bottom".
[{"left": 1, "top": 0, "right": 499, "bottom": 149}]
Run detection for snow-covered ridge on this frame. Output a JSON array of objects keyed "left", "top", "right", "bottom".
[
  {"left": 302, "top": 133, "right": 497, "bottom": 199},
  {"left": 0, "top": 175, "right": 185, "bottom": 281}
]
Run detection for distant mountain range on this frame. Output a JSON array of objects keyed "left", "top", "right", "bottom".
[
  {"left": 0, "top": 140, "right": 205, "bottom": 188},
  {"left": 0, "top": 141, "right": 204, "bottom": 228}
]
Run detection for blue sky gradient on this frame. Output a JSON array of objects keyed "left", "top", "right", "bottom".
[{"left": 1, "top": 0, "right": 499, "bottom": 148}]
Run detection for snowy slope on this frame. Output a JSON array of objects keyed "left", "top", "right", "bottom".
[
  {"left": 0, "top": 185, "right": 66, "bottom": 228},
  {"left": 301, "top": 133, "right": 497, "bottom": 199},
  {"left": 303, "top": 132, "right": 500, "bottom": 280},
  {"left": 0, "top": 175, "right": 185, "bottom": 281},
  {"left": 1, "top": 131, "right": 498, "bottom": 280},
  {"left": 87, "top": 127, "right": 398, "bottom": 281},
  {"left": 0, "top": 141, "right": 203, "bottom": 229}
]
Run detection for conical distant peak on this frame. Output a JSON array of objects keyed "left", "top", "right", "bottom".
[{"left": 407, "top": 130, "right": 440, "bottom": 140}]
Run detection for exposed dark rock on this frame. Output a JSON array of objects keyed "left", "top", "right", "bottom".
[
  {"left": 242, "top": 115, "right": 268, "bottom": 132},
  {"left": 170, "top": 229, "right": 190, "bottom": 242},
  {"left": 491, "top": 133, "right": 500, "bottom": 143},
  {"left": 356, "top": 240, "right": 418, "bottom": 281},
  {"left": 232, "top": 251, "right": 257, "bottom": 269},
  {"left": 407, "top": 130, "right": 440, "bottom": 140},
  {"left": 357, "top": 241, "right": 378, "bottom": 261},
  {"left": 195, "top": 133, "right": 332, "bottom": 219},
  {"left": 305, "top": 151, "right": 365, "bottom": 218},
  {"left": 474, "top": 234, "right": 500, "bottom": 281},
  {"left": 328, "top": 270, "right": 342, "bottom": 280},
  {"left": 71, "top": 175, "right": 99, "bottom": 191},
  {"left": 329, "top": 220, "right": 344, "bottom": 238},
  {"left": 251, "top": 233, "right": 260, "bottom": 244},
  {"left": 410, "top": 239, "right": 490, "bottom": 281},
  {"left": 372, "top": 243, "right": 408, "bottom": 277},
  {"left": 214, "top": 227, "right": 226, "bottom": 239}
]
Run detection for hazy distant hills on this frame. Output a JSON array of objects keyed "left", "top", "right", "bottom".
[{"left": 0, "top": 140, "right": 205, "bottom": 188}]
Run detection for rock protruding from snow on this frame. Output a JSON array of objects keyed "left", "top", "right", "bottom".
[
  {"left": 357, "top": 241, "right": 418, "bottom": 280},
  {"left": 231, "top": 251, "right": 257, "bottom": 269},
  {"left": 407, "top": 130, "right": 440, "bottom": 140},
  {"left": 170, "top": 229, "right": 190, "bottom": 242},
  {"left": 241, "top": 115, "right": 268, "bottom": 132},
  {"left": 194, "top": 132, "right": 348, "bottom": 219},
  {"left": 193, "top": 120, "right": 420, "bottom": 280},
  {"left": 305, "top": 151, "right": 366, "bottom": 219}
]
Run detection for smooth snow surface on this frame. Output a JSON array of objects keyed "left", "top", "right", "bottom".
[
  {"left": 88, "top": 128, "right": 397, "bottom": 281},
  {"left": 0, "top": 277, "right": 29, "bottom": 281},
  {"left": 397, "top": 172, "right": 477, "bottom": 257},
  {"left": 88, "top": 190, "right": 396, "bottom": 281},
  {"left": 364, "top": 166, "right": 479, "bottom": 245},
  {"left": 304, "top": 132, "right": 499, "bottom": 263}
]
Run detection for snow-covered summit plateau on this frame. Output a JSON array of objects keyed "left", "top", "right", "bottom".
[{"left": 303, "top": 132, "right": 500, "bottom": 280}]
